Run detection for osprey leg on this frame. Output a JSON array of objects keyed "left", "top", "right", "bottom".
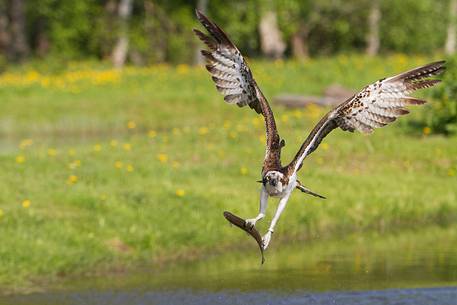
[
  {"left": 263, "top": 191, "right": 292, "bottom": 249},
  {"left": 245, "top": 187, "right": 269, "bottom": 229}
]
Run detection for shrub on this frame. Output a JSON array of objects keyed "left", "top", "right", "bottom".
[{"left": 424, "top": 56, "right": 457, "bottom": 135}]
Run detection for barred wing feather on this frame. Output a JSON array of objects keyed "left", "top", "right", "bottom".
[{"left": 287, "top": 61, "right": 445, "bottom": 174}]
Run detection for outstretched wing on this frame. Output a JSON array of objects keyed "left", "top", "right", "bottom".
[
  {"left": 194, "top": 10, "right": 282, "bottom": 172},
  {"left": 286, "top": 61, "right": 445, "bottom": 174}
]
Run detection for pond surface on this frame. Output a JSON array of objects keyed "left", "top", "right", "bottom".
[{"left": 2, "top": 225, "right": 457, "bottom": 305}]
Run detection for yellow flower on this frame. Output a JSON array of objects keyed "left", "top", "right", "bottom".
[
  {"left": 123, "top": 143, "right": 131, "bottom": 151},
  {"left": 293, "top": 109, "right": 303, "bottom": 118},
  {"left": 126, "top": 164, "right": 134, "bottom": 172},
  {"left": 172, "top": 128, "right": 181, "bottom": 136},
  {"left": 148, "top": 130, "right": 157, "bottom": 138},
  {"left": 110, "top": 139, "right": 118, "bottom": 147},
  {"left": 448, "top": 169, "right": 456, "bottom": 177},
  {"left": 321, "top": 143, "right": 329, "bottom": 151},
  {"left": 176, "top": 189, "right": 185, "bottom": 197},
  {"left": 68, "top": 160, "right": 81, "bottom": 170},
  {"left": 157, "top": 153, "right": 168, "bottom": 163},
  {"left": 68, "top": 148, "right": 76, "bottom": 156},
  {"left": 198, "top": 127, "right": 209, "bottom": 135},
  {"left": 258, "top": 134, "right": 266, "bottom": 144},
  {"left": 281, "top": 114, "right": 289, "bottom": 123},
  {"left": 67, "top": 175, "right": 78, "bottom": 185},
  {"left": 127, "top": 121, "right": 136, "bottom": 129},
  {"left": 93, "top": 144, "right": 102, "bottom": 152},
  {"left": 223, "top": 120, "right": 231, "bottom": 130},
  {"left": 240, "top": 166, "right": 248, "bottom": 175},
  {"left": 47, "top": 148, "right": 57, "bottom": 157},
  {"left": 22, "top": 199, "right": 31, "bottom": 208},
  {"left": 423, "top": 127, "right": 431, "bottom": 136},
  {"left": 19, "top": 138, "right": 33, "bottom": 149},
  {"left": 177, "top": 64, "right": 189, "bottom": 75},
  {"left": 16, "top": 155, "right": 26, "bottom": 164},
  {"left": 114, "top": 161, "right": 123, "bottom": 169}
]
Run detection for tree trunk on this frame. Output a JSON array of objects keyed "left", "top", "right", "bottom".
[
  {"left": 365, "top": 0, "right": 381, "bottom": 56},
  {"left": 9, "top": 0, "right": 29, "bottom": 62},
  {"left": 35, "top": 17, "right": 50, "bottom": 57},
  {"left": 111, "top": 0, "right": 133, "bottom": 68},
  {"left": 445, "top": 0, "right": 457, "bottom": 55},
  {"left": 291, "top": 24, "right": 309, "bottom": 59},
  {"left": 259, "top": 11, "right": 285, "bottom": 59},
  {"left": 0, "top": 1, "right": 10, "bottom": 55},
  {"left": 194, "top": 0, "right": 208, "bottom": 65}
]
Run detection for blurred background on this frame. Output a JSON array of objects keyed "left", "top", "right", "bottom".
[{"left": 0, "top": 0, "right": 456, "bottom": 303}]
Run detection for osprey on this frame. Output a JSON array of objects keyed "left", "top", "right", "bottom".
[{"left": 194, "top": 10, "right": 445, "bottom": 250}]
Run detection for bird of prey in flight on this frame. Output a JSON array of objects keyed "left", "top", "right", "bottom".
[{"left": 194, "top": 10, "right": 445, "bottom": 250}]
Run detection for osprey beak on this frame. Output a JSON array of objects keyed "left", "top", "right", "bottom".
[{"left": 256, "top": 180, "right": 263, "bottom": 183}]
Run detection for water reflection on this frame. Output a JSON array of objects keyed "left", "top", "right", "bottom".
[{"left": 1, "top": 225, "right": 457, "bottom": 305}]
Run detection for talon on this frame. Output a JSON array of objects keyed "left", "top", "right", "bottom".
[
  {"left": 262, "top": 230, "right": 273, "bottom": 250},
  {"left": 244, "top": 218, "right": 256, "bottom": 229}
]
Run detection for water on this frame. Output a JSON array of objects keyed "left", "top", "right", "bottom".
[{"left": 1, "top": 226, "right": 457, "bottom": 305}]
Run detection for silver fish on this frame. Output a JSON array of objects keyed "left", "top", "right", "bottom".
[{"left": 223, "top": 211, "right": 265, "bottom": 264}]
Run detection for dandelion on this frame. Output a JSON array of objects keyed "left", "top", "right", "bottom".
[
  {"left": 22, "top": 199, "right": 31, "bottom": 208},
  {"left": 126, "top": 164, "right": 134, "bottom": 172},
  {"left": 123, "top": 143, "right": 131, "bottom": 151},
  {"left": 172, "top": 128, "right": 181, "bottom": 136},
  {"left": 148, "top": 130, "right": 157, "bottom": 138},
  {"left": 68, "top": 160, "right": 81, "bottom": 170},
  {"left": 281, "top": 114, "right": 289, "bottom": 123},
  {"left": 19, "top": 139, "right": 33, "bottom": 149},
  {"left": 423, "top": 127, "right": 431, "bottom": 136},
  {"left": 176, "top": 189, "right": 185, "bottom": 197},
  {"left": 15, "top": 155, "right": 26, "bottom": 164},
  {"left": 47, "top": 148, "right": 57, "bottom": 157},
  {"left": 157, "top": 153, "right": 168, "bottom": 163},
  {"left": 110, "top": 139, "right": 118, "bottom": 147},
  {"left": 93, "top": 144, "right": 102, "bottom": 152},
  {"left": 258, "top": 134, "right": 266, "bottom": 144},
  {"left": 223, "top": 120, "right": 231, "bottom": 130},
  {"left": 127, "top": 121, "right": 136, "bottom": 129},
  {"left": 293, "top": 109, "right": 303, "bottom": 119},
  {"left": 198, "top": 127, "right": 209, "bottom": 135},
  {"left": 240, "top": 166, "right": 248, "bottom": 175},
  {"left": 68, "top": 148, "right": 76, "bottom": 156},
  {"left": 67, "top": 175, "right": 78, "bottom": 185},
  {"left": 114, "top": 161, "right": 123, "bottom": 169},
  {"left": 177, "top": 64, "right": 189, "bottom": 75}
]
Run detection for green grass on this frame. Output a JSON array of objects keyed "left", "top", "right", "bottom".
[{"left": 0, "top": 54, "right": 456, "bottom": 291}]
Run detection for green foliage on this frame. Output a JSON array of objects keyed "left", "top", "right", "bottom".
[
  {"left": 380, "top": 0, "right": 448, "bottom": 53},
  {"left": 425, "top": 56, "right": 457, "bottom": 135},
  {"left": 0, "top": 0, "right": 451, "bottom": 64}
]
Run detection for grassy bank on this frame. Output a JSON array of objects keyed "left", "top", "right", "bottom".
[{"left": 0, "top": 54, "right": 456, "bottom": 290}]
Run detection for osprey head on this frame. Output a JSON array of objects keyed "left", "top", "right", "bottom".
[{"left": 261, "top": 171, "right": 286, "bottom": 195}]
